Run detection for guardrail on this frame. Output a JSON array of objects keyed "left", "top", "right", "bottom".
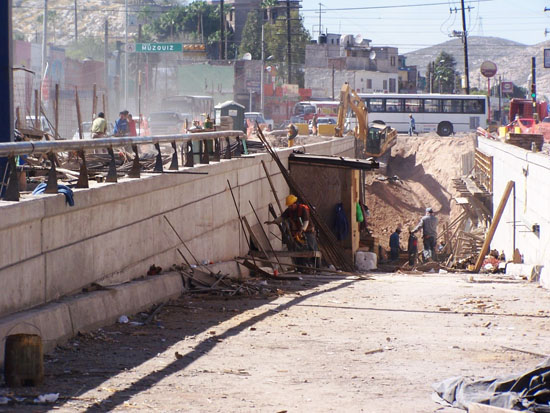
[{"left": 0, "top": 130, "right": 246, "bottom": 202}]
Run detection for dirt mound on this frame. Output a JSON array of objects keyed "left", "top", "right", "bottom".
[{"left": 365, "top": 133, "right": 475, "bottom": 247}]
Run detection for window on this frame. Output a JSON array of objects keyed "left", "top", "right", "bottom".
[
  {"left": 383, "top": 80, "right": 388, "bottom": 90},
  {"left": 368, "top": 98, "right": 384, "bottom": 112},
  {"left": 386, "top": 98, "right": 402, "bottom": 112},
  {"left": 442, "top": 99, "right": 462, "bottom": 113},
  {"left": 464, "top": 99, "right": 484, "bottom": 114},
  {"left": 405, "top": 99, "right": 421, "bottom": 113},
  {"left": 367, "top": 79, "right": 372, "bottom": 89},
  {"left": 390, "top": 56, "right": 396, "bottom": 66},
  {"left": 424, "top": 99, "right": 440, "bottom": 113},
  {"left": 389, "top": 78, "right": 396, "bottom": 93}
]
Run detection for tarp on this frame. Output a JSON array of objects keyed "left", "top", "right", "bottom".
[{"left": 432, "top": 358, "right": 550, "bottom": 411}]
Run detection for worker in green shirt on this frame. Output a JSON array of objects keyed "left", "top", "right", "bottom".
[{"left": 91, "top": 112, "right": 107, "bottom": 139}]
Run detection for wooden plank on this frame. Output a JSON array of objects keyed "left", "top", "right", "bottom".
[
  {"left": 54, "top": 84, "right": 59, "bottom": 139},
  {"left": 473, "top": 181, "right": 515, "bottom": 272},
  {"left": 75, "top": 87, "right": 83, "bottom": 140},
  {"left": 242, "top": 216, "right": 275, "bottom": 271},
  {"left": 261, "top": 160, "right": 283, "bottom": 214},
  {"left": 249, "top": 250, "right": 322, "bottom": 258}
]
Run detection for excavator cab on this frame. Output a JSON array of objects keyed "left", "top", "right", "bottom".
[{"left": 367, "top": 123, "right": 397, "bottom": 157}]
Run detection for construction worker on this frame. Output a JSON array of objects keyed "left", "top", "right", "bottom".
[
  {"left": 412, "top": 207, "right": 438, "bottom": 261},
  {"left": 91, "top": 112, "right": 107, "bottom": 139},
  {"left": 287, "top": 123, "right": 298, "bottom": 147},
  {"left": 266, "top": 194, "right": 318, "bottom": 270},
  {"left": 389, "top": 226, "right": 402, "bottom": 261}
]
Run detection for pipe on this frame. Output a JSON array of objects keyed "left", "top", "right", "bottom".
[{"left": 0, "top": 131, "right": 245, "bottom": 157}]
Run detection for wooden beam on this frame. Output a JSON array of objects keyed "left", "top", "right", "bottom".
[
  {"left": 75, "top": 87, "right": 83, "bottom": 140},
  {"left": 261, "top": 160, "right": 283, "bottom": 214},
  {"left": 249, "top": 250, "right": 322, "bottom": 258},
  {"left": 473, "top": 181, "right": 514, "bottom": 272}
]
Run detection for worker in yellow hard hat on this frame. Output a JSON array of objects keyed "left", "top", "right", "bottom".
[{"left": 266, "top": 194, "right": 318, "bottom": 272}]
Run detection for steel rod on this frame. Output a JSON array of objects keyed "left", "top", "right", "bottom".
[{"left": 0, "top": 131, "right": 244, "bottom": 157}]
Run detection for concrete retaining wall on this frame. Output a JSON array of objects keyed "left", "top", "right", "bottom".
[
  {"left": 0, "top": 137, "right": 355, "bottom": 319},
  {"left": 478, "top": 137, "right": 550, "bottom": 286}
]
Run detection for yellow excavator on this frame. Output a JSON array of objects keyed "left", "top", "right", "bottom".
[{"left": 336, "top": 83, "right": 397, "bottom": 159}]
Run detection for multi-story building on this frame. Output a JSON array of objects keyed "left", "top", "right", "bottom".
[{"left": 305, "top": 34, "right": 400, "bottom": 98}]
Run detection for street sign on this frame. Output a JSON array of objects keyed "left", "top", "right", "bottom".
[
  {"left": 544, "top": 49, "right": 550, "bottom": 68},
  {"left": 126, "top": 42, "right": 136, "bottom": 53},
  {"left": 135, "top": 43, "right": 183, "bottom": 53},
  {"left": 501, "top": 81, "right": 514, "bottom": 94},
  {"left": 480, "top": 61, "right": 497, "bottom": 78}
]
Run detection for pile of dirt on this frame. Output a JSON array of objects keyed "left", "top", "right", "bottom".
[{"left": 365, "top": 133, "right": 476, "bottom": 249}]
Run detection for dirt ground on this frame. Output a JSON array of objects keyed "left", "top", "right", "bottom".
[
  {"left": 1, "top": 271, "right": 548, "bottom": 412},
  {"left": 365, "top": 133, "right": 476, "bottom": 251}
]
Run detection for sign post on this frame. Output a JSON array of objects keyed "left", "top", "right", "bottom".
[{"left": 480, "top": 61, "right": 497, "bottom": 123}]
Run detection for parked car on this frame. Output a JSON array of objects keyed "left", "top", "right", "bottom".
[
  {"left": 72, "top": 121, "right": 114, "bottom": 140},
  {"left": 24, "top": 115, "right": 53, "bottom": 135},
  {"left": 244, "top": 112, "right": 274, "bottom": 131},
  {"left": 537, "top": 117, "right": 550, "bottom": 143},
  {"left": 147, "top": 112, "right": 189, "bottom": 135},
  {"left": 308, "top": 117, "right": 336, "bottom": 134}
]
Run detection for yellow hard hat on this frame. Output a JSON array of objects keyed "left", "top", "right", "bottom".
[{"left": 286, "top": 194, "right": 298, "bottom": 206}]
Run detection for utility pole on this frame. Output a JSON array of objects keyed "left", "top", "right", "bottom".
[
  {"left": 286, "top": 0, "right": 291, "bottom": 84},
  {"left": 0, "top": 0, "right": 13, "bottom": 196},
  {"left": 219, "top": 0, "right": 225, "bottom": 60},
  {"left": 531, "top": 56, "right": 537, "bottom": 119},
  {"left": 74, "top": 0, "right": 78, "bottom": 42},
  {"left": 124, "top": 0, "right": 128, "bottom": 109},
  {"left": 331, "top": 63, "right": 335, "bottom": 100},
  {"left": 41, "top": 0, "right": 48, "bottom": 81},
  {"left": 460, "top": 0, "right": 470, "bottom": 94},
  {"left": 318, "top": 3, "right": 322, "bottom": 38},
  {"left": 104, "top": 19, "right": 108, "bottom": 96},
  {"left": 260, "top": 24, "right": 264, "bottom": 114}
]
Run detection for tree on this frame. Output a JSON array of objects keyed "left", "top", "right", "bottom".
[
  {"left": 142, "top": 2, "right": 234, "bottom": 59},
  {"left": 65, "top": 37, "right": 105, "bottom": 61},
  {"left": 264, "top": 9, "right": 310, "bottom": 87},
  {"left": 239, "top": 11, "right": 262, "bottom": 60},
  {"left": 433, "top": 51, "right": 457, "bottom": 94}
]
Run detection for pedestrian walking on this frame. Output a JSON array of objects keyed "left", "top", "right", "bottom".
[
  {"left": 408, "top": 113, "right": 417, "bottom": 136},
  {"left": 412, "top": 207, "right": 438, "bottom": 261}
]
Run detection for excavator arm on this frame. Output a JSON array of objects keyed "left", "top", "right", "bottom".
[
  {"left": 336, "top": 82, "right": 397, "bottom": 159},
  {"left": 336, "top": 83, "right": 368, "bottom": 143}
]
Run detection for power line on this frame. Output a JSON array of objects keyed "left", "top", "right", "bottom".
[{"left": 300, "top": 0, "right": 492, "bottom": 12}]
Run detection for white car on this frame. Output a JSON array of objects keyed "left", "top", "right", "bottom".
[
  {"left": 244, "top": 112, "right": 274, "bottom": 130},
  {"left": 72, "top": 121, "right": 114, "bottom": 140}
]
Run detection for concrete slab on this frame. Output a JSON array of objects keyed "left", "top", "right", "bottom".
[
  {"left": 506, "top": 263, "right": 543, "bottom": 281},
  {"left": 0, "top": 301, "right": 73, "bottom": 363},
  {"left": 0, "top": 256, "right": 46, "bottom": 317},
  {"left": 0, "top": 219, "right": 42, "bottom": 269}
]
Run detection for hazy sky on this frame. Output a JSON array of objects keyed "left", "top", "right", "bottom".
[{"left": 300, "top": 0, "right": 550, "bottom": 53}]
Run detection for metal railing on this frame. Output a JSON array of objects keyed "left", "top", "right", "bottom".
[{"left": 0, "top": 130, "right": 246, "bottom": 202}]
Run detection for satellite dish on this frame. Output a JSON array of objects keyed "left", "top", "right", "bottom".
[
  {"left": 354, "top": 34, "right": 363, "bottom": 45},
  {"left": 266, "top": 66, "right": 272, "bottom": 72},
  {"left": 369, "top": 50, "right": 376, "bottom": 60},
  {"left": 242, "top": 52, "right": 252, "bottom": 61}
]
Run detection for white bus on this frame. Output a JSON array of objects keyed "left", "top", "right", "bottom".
[{"left": 355, "top": 93, "right": 487, "bottom": 136}]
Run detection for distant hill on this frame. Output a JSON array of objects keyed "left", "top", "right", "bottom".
[{"left": 405, "top": 36, "right": 550, "bottom": 99}]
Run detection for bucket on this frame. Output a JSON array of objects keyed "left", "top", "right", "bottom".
[{"left": 4, "top": 334, "right": 44, "bottom": 387}]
